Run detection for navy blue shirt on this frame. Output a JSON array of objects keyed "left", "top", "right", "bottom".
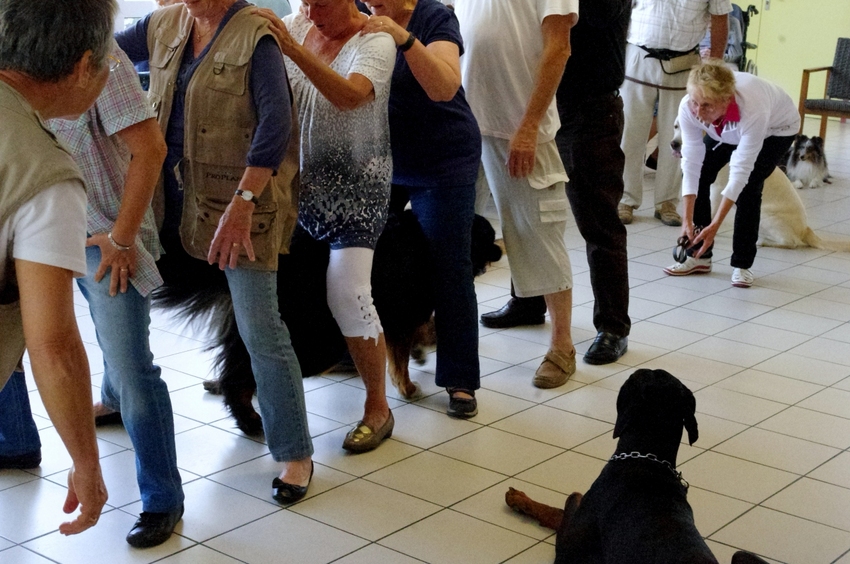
[
  {"left": 116, "top": 1, "right": 291, "bottom": 170},
  {"left": 116, "top": 1, "right": 291, "bottom": 236},
  {"left": 388, "top": 0, "right": 481, "bottom": 187}
]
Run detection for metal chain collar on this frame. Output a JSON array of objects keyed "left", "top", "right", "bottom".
[{"left": 609, "top": 451, "right": 690, "bottom": 491}]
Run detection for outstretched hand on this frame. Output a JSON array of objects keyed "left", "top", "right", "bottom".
[{"left": 59, "top": 464, "right": 108, "bottom": 535}]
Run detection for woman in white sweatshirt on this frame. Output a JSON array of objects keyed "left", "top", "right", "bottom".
[{"left": 664, "top": 60, "right": 799, "bottom": 287}]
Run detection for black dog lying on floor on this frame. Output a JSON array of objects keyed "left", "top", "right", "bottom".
[
  {"left": 506, "top": 369, "right": 769, "bottom": 564},
  {"left": 153, "top": 210, "right": 502, "bottom": 435}
]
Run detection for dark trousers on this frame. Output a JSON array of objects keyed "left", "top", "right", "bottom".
[
  {"left": 511, "top": 93, "right": 631, "bottom": 337},
  {"left": 392, "top": 183, "right": 480, "bottom": 391},
  {"left": 692, "top": 134, "right": 796, "bottom": 268}
]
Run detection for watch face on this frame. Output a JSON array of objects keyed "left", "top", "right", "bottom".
[{"left": 241, "top": 190, "right": 254, "bottom": 200}]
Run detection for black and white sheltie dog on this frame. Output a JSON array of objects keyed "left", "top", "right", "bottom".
[{"left": 785, "top": 134, "right": 830, "bottom": 189}]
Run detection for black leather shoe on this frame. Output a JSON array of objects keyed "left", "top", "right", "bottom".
[
  {"left": 583, "top": 332, "right": 628, "bottom": 365},
  {"left": 446, "top": 389, "right": 478, "bottom": 419},
  {"left": 480, "top": 298, "right": 546, "bottom": 329},
  {"left": 272, "top": 461, "right": 313, "bottom": 504},
  {"left": 126, "top": 505, "right": 183, "bottom": 548},
  {"left": 0, "top": 449, "right": 41, "bottom": 470}
]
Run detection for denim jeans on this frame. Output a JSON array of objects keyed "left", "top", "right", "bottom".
[
  {"left": 0, "top": 371, "right": 41, "bottom": 456},
  {"left": 77, "top": 245, "right": 183, "bottom": 513},
  {"left": 224, "top": 267, "right": 313, "bottom": 461},
  {"left": 393, "top": 183, "right": 480, "bottom": 391}
]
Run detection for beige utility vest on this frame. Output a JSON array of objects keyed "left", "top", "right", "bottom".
[
  {"left": 146, "top": 4, "right": 299, "bottom": 271},
  {"left": 0, "top": 82, "right": 83, "bottom": 387}
]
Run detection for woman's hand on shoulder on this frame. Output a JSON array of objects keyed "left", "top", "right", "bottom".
[
  {"left": 254, "top": 7, "right": 299, "bottom": 57},
  {"left": 361, "top": 15, "right": 407, "bottom": 46}
]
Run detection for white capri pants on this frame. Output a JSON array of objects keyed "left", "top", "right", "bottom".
[{"left": 326, "top": 247, "right": 383, "bottom": 340}]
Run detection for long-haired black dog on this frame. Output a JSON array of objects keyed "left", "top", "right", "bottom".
[
  {"left": 153, "top": 210, "right": 502, "bottom": 435},
  {"left": 505, "top": 369, "right": 769, "bottom": 564}
]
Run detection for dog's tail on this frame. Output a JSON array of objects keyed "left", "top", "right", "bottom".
[{"left": 802, "top": 228, "right": 850, "bottom": 252}]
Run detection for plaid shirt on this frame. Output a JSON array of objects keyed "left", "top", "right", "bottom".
[
  {"left": 627, "top": 0, "right": 732, "bottom": 52},
  {"left": 47, "top": 44, "right": 163, "bottom": 297}
]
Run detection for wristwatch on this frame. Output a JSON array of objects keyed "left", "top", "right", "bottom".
[{"left": 235, "top": 189, "right": 258, "bottom": 205}]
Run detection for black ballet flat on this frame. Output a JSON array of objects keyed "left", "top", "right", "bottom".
[{"left": 272, "top": 461, "right": 314, "bottom": 504}]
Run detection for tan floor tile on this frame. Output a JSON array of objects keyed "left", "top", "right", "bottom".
[
  {"left": 713, "top": 427, "right": 840, "bottom": 474},
  {"left": 808, "top": 451, "right": 850, "bottom": 489},
  {"left": 694, "top": 386, "right": 787, "bottom": 425},
  {"left": 758, "top": 407, "right": 850, "bottom": 449},
  {"left": 764, "top": 477, "right": 850, "bottom": 532},
  {"left": 431, "top": 427, "right": 563, "bottom": 476},
  {"left": 714, "top": 369, "right": 824, "bottom": 404},
  {"left": 379, "top": 509, "right": 536, "bottom": 564},
  {"left": 688, "top": 486, "right": 753, "bottom": 537},
  {"left": 680, "top": 451, "right": 797, "bottom": 504},
  {"left": 367, "top": 451, "right": 504, "bottom": 507},
  {"left": 490, "top": 405, "right": 612, "bottom": 450},
  {"left": 291, "top": 479, "right": 440, "bottom": 541},
  {"left": 711, "top": 506, "right": 850, "bottom": 564},
  {"left": 514, "top": 451, "right": 606, "bottom": 496}
]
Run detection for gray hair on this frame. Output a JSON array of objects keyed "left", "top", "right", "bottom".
[{"left": 0, "top": 0, "right": 117, "bottom": 82}]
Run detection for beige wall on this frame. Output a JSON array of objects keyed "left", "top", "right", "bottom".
[{"left": 746, "top": 0, "right": 850, "bottom": 110}]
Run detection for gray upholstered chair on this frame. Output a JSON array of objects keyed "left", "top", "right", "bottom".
[{"left": 799, "top": 37, "right": 850, "bottom": 140}]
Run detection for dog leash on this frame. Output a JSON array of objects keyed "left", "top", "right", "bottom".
[{"left": 609, "top": 451, "right": 690, "bottom": 491}]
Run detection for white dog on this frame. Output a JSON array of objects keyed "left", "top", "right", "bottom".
[{"left": 669, "top": 121, "right": 850, "bottom": 251}]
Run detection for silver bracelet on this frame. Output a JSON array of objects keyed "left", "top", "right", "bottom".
[{"left": 107, "top": 232, "right": 132, "bottom": 251}]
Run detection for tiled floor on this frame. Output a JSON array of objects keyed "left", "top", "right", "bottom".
[{"left": 2, "top": 117, "right": 850, "bottom": 563}]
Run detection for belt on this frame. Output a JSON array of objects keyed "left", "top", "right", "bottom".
[
  {"left": 623, "top": 76, "right": 688, "bottom": 91},
  {"left": 638, "top": 45, "right": 698, "bottom": 61}
]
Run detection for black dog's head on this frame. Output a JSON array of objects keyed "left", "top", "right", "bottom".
[{"left": 613, "top": 369, "right": 699, "bottom": 446}]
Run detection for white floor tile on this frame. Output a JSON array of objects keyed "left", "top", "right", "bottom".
[
  {"left": 366, "top": 451, "right": 504, "bottom": 507},
  {"left": 379, "top": 509, "right": 537, "bottom": 564},
  {"left": 679, "top": 451, "right": 797, "bottom": 504},
  {"left": 710, "top": 506, "right": 850, "bottom": 564},
  {"left": 431, "top": 427, "right": 563, "bottom": 476},
  {"left": 205, "top": 510, "right": 368, "bottom": 564},
  {"left": 291, "top": 479, "right": 441, "bottom": 541}
]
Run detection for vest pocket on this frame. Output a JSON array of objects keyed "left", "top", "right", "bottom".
[
  {"left": 195, "top": 197, "right": 278, "bottom": 263},
  {"left": 194, "top": 123, "right": 253, "bottom": 168},
  {"left": 206, "top": 50, "right": 251, "bottom": 96}
]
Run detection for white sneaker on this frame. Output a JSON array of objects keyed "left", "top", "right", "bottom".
[
  {"left": 663, "top": 256, "right": 712, "bottom": 276},
  {"left": 731, "top": 268, "right": 754, "bottom": 288}
]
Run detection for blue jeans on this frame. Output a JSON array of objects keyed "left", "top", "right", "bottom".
[
  {"left": 77, "top": 245, "right": 183, "bottom": 513},
  {"left": 395, "top": 183, "right": 480, "bottom": 390},
  {"left": 0, "top": 371, "right": 41, "bottom": 456},
  {"left": 224, "top": 267, "right": 313, "bottom": 461}
]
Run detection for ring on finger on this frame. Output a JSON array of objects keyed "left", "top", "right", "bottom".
[{"left": 232, "top": 242, "right": 239, "bottom": 247}]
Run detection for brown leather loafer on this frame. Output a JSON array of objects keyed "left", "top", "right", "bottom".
[{"left": 533, "top": 349, "right": 576, "bottom": 389}]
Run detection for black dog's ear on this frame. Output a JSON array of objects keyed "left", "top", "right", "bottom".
[
  {"left": 681, "top": 385, "right": 699, "bottom": 445},
  {"left": 613, "top": 369, "right": 648, "bottom": 439}
]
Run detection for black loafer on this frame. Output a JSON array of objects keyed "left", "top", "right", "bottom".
[
  {"left": 480, "top": 298, "right": 546, "bottom": 329},
  {"left": 126, "top": 505, "right": 184, "bottom": 548},
  {"left": 446, "top": 388, "right": 478, "bottom": 419},
  {"left": 272, "top": 461, "right": 314, "bottom": 504},
  {"left": 0, "top": 449, "right": 41, "bottom": 470},
  {"left": 583, "top": 332, "right": 628, "bottom": 365}
]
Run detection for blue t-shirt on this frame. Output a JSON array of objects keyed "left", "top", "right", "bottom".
[{"left": 388, "top": 0, "right": 481, "bottom": 187}]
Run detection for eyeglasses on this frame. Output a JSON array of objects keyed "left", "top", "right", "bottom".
[
  {"left": 107, "top": 54, "right": 122, "bottom": 73},
  {"left": 687, "top": 98, "right": 719, "bottom": 113}
]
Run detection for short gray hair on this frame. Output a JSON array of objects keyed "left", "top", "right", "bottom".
[{"left": 0, "top": 0, "right": 117, "bottom": 82}]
